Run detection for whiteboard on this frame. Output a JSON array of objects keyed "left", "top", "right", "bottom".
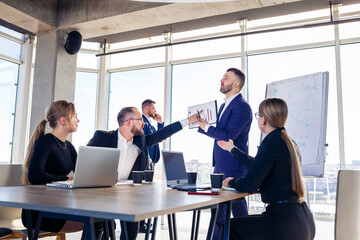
[
  {"left": 265, "top": 72, "right": 329, "bottom": 177},
  {"left": 188, "top": 100, "right": 218, "bottom": 129}
]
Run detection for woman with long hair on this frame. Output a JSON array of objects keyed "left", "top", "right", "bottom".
[
  {"left": 22, "top": 100, "right": 83, "bottom": 233},
  {"left": 218, "top": 98, "right": 315, "bottom": 240}
]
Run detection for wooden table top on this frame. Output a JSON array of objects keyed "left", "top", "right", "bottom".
[{"left": 0, "top": 183, "right": 247, "bottom": 222}]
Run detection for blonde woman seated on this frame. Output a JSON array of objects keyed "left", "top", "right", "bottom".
[
  {"left": 218, "top": 98, "right": 315, "bottom": 240},
  {"left": 22, "top": 100, "right": 84, "bottom": 235}
]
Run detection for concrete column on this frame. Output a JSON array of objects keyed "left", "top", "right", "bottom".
[{"left": 30, "top": 30, "right": 77, "bottom": 134}]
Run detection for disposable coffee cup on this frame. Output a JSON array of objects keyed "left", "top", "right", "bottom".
[
  {"left": 210, "top": 173, "right": 224, "bottom": 191},
  {"left": 144, "top": 170, "right": 154, "bottom": 183},
  {"left": 132, "top": 171, "right": 144, "bottom": 185},
  {"left": 187, "top": 172, "right": 197, "bottom": 184}
]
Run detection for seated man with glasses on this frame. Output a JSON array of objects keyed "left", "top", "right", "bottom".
[{"left": 87, "top": 106, "right": 200, "bottom": 240}]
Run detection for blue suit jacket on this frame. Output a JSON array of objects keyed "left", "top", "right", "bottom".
[
  {"left": 87, "top": 121, "right": 182, "bottom": 179},
  {"left": 142, "top": 114, "right": 164, "bottom": 164},
  {"left": 198, "top": 93, "right": 252, "bottom": 176}
]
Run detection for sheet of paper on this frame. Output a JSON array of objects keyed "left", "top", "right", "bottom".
[{"left": 188, "top": 100, "right": 218, "bottom": 129}]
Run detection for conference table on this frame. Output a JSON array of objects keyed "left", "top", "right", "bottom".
[{"left": 0, "top": 182, "right": 248, "bottom": 240}]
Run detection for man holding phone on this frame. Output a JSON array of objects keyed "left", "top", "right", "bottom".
[
  {"left": 142, "top": 99, "right": 164, "bottom": 165},
  {"left": 140, "top": 99, "right": 164, "bottom": 233}
]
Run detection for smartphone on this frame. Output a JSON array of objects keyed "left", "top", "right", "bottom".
[{"left": 188, "top": 190, "right": 220, "bottom": 195}]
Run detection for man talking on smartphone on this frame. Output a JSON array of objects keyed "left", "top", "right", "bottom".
[
  {"left": 140, "top": 99, "right": 164, "bottom": 233},
  {"left": 142, "top": 99, "right": 164, "bottom": 166}
]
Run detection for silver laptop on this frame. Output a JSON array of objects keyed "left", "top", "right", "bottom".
[
  {"left": 47, "top": 146, "right": 120, "bottom": 189},
  {"left": 162, "top": 150, "right": 210, "bottom": 191}
]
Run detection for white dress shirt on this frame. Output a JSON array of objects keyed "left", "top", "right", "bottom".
[
  {"left": 204, "top": 91, "right": 241, "bottom": 132},
  {"left": 116, "top": 118, "right": 189, "bottom": 180},
  {"left": 117, "top": 130, "right": 141, "bottom": 180}
]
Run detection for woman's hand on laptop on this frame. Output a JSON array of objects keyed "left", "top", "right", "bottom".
[{"left": 66, "top": 175, "right": 74, "bottom": 181}]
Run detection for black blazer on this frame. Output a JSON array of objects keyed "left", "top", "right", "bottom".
[
  {"left": 229, "top": 128, "right": 298, "bottom": 203},
  {"left": 87, "top": 121, "right": 182, "bottom": 179}
]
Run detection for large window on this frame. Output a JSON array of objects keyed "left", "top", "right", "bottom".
[
  {"left": 249, "top": 47, "right": 339, "bottom": 215},
  {"left": 171, "top": 58, "right": 240, "bottom": 182},
  {"left": 0, "top": 25, "right": 22, "bottom": 164},
  {"left": 172, "top": 37, "right": 241, "bottom": 61},
  {"left": 110, "top": 37, "right": 165, "bottom": 69},
  {"left": 77, "top": 52, "right": 99, "bottom": 69},
  {"left": 0, "top": 59, "right": 19, "bottom": 164},
  {"left": 108, "top": 67, "right": 165, "bottom": 130},
  {"left": 73, "top": 42, "right": 99, "bottom": 150},
  {"left": 72, "top": 72, "right": 98, "bottom": 150},
  {"left": 0, "top": 37, "right": 22, "bottom": 60},
  {"left": 340, "top": 43, "right": 360, "bottom": 169},
  {"left": 248, "top": 47, "right": 338, "bottom": 216},
  {"left": 108, "top": 67, "right": 165, "bottom": 180}
]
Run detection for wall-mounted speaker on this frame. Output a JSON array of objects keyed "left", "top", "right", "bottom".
[{"left": 64, "top": 31, "right": 82, "bottom": 55}]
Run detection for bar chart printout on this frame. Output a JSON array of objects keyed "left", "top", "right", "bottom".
[{"left": 188, "top": 100, "right": 218, "bottom": 129}]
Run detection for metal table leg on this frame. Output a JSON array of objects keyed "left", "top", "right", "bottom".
[
  {"left": 167, "top": 214, "right": 174, "bottom": 240},
  {"left": 120, "top": 221, "right": 129, "bottom": 240},
  {"left": 151, "top": 217, "right": 158, "bottom": 240},
  {"left": 190, "top": 210, "right": 201, "bottom": 240},
  {"left": 206, "top": 204, "right": 219, "bottom": 240},
  {"left": 223, "top": 201, "right": 232, "bottom": 240},
  {"left": 144, "top": 218, "right": 152, "bottom": 240}
]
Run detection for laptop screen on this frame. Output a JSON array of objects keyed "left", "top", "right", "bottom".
[{"left": 162, "top": 151, "right": 188, "bottom": 185}]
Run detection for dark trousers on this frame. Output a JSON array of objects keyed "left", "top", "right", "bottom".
[
  {"left": 230, "top": 214, "right": 271, "bottom": 240},
  {"left": 213, "top": 199, "right": 248, "bottom": 240},
  {"left": 120, "top": 221, "right": 139, "bottom": 240},
  {"left": 229, "top": 202, "right": 315, "bottom": 240}
]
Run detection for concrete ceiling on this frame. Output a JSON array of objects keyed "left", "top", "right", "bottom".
[{"left": 0, "top": 0, "right": 359, "bottom": 43}]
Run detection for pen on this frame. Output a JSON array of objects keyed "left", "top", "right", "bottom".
[{"left": 197, "top": 110, "right": 201, "bottom": 118}]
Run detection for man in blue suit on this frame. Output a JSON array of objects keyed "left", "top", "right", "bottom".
[
  {"left": 140, "top": 99, "right": 164, "bottom": 233},
  {"left": 88, "top": 106, "right": 199, "bottom": 240},
  {"left": 142, "top": 99, "right": 164, "bottom": 165},
  {"left": 198, "top": 68, "right": 252, "bottom": 240}
]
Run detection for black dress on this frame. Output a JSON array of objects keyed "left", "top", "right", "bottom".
[
  {"left": 22, "top": 133, "right": 77, "bottom": 233},
  {"left": 228, "top": 128, "right": 315, "bottom": 240}
]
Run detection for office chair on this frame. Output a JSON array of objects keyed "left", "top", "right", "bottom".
[
  {"left": 0, "top": 164, "right": 66, "bottom": 240},
  {"left": 334, "top": 170, "right": 360, "bottom": 240}
]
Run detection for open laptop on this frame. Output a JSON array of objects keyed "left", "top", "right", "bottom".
[
  {"left": 162, "top": 150, "right": 210, "bottom": 191},
  {"left": 46, "top": 146, "right": 120, "bottom": 189}
]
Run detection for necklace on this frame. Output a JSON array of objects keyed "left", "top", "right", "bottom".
[{"left": 53, "top": 135, "right": 66, "bottom": 150}]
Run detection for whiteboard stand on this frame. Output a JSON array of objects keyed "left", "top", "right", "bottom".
[{"left": 265, "top": 72, "right": 329, "bottom": 177}]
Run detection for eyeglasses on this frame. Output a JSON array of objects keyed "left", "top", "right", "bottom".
[
  {"left": 128, "top": 118, "right": 143, "bottom": 123},
  {"left": 254, "top": 112, "right": 263, "bottom": 120}
]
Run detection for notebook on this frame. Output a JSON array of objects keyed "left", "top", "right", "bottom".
[
  {"left": 162, "top": 150, "right": 210, "bottom": 191},
  {"left": 46, "top": 146, "right": 120, "bottom": 189}
]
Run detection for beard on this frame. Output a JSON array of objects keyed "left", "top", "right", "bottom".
[
  {"left": 146, "top": 109, "right": 155, "bottom": 118},
  {"left": 220, "top": 84, "right": 232, "bottom": 94},
  {"left": 131, "top": 124, "right": 144, "bottom": 136},
  {"left": 149, "top": 111, "right": 156, "bottom": 118}
]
